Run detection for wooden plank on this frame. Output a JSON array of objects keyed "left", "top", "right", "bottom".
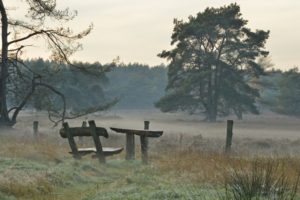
[
  {"left": 110, "top": 127, "right": 163, "bottom": 138},
  {"left": 63, "top": 122, "right": 80, "bottom": 159},
  {"left": 88, "top": 120, "right": 105, "bottom": 163},
  {"left": 70, "top": 147, "right": 123, "bottom": 156},
  {"left": 78, "top": 121, "right": 87, "bottom": 145},
  {"left": 126, "top": 133, "right": 135, "bottom": 160},
  {"left": 59, "top": 127, "right": 108, "bottom": 138},
  {"left": 225, "top": 120, "right": 234, "bottom": 153},
  {"left": 100, "top": 147, "right": 123, "bottom": 156},
  {"left": 140, "top": 121, "right": 149, "bottom": 164}
]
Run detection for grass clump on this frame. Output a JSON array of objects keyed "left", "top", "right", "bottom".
[{"left": 223, "top": 158, "right": 300, "bottom": 200}]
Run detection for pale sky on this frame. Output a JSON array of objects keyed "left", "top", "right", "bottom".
[{"left": 5, "top": 0, "right": 300, "bottom": 69}]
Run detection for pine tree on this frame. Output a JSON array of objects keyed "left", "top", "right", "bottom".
[{"left": 156, "top": 3, "right": 269, "bottom": 121}]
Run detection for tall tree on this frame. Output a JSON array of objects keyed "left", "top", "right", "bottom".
[
  {"left": 0, "top": 0, "right": 105, "bottom": 126},
  {"left": 156, "top": 3, "right": 269, "bottom": 121}
]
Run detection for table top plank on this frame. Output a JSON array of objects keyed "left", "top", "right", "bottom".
[{"left": 110, "top": 127, "right": 163, "bottom": 138}]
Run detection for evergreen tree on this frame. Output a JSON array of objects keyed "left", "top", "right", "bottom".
[{"left": 156, "top": 3, "right": 269, "bottom": 121}]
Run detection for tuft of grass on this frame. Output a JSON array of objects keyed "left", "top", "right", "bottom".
[{"left": 222, "top": 158, "right": 300, "bottom": 200}]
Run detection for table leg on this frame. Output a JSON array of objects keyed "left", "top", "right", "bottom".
[
  {"left": 140, "top": 136, "right": 148, "bottom": 164},
  {"left": 126, "top": 133, "right": 135, "bottom": 160}
]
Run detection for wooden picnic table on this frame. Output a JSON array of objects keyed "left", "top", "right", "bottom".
[{"left": 110, "top": 121, "right": 163, "bottom": 163}]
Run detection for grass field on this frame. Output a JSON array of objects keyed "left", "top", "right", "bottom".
[{"left": 0, "top": 109, "right": 300, "bottom": 199}]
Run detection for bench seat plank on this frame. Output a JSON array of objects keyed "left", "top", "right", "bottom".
[{"left": 70, "top": 147, "right": 123, "bottom": 156}]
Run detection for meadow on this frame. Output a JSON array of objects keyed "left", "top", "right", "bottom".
[{"left": 0, "top": 109, "right": 300, "bottom": 200}]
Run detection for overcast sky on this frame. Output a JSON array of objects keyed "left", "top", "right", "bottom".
[{"left": 6, "top": 0, "right": 300, "bottom": 69}]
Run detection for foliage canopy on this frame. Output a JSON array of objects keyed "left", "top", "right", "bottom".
[{"left": 156, "top": 3, "right": 269, "bottom": 121}]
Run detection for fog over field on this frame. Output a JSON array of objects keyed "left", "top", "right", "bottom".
[
  {"left": 16, "top": 109, "right": 300, "bottom": 139},
  {"left": 10, "top": 109, "right": 300, "bottom": 158}
]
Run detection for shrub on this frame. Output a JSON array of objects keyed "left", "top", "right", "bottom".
[{"left": 222, "top": 158, "right": 300, "bottom": 200}]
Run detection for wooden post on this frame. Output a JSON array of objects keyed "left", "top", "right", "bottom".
[
  {"left": 63, "top": 122, "right": 80, "bottom": 159},
  {"left": 126, "top": 132, "right": 135, "bottom": 160},
  {"left": 88, "top": 120, "right": 105, "bottom": 163},
  {"left": 140, "top": 121, "right": 149, "bottom": 164},
  {"left": 79, "top": 121, "right": 86, "bottom": 145},
  {"left": 33, "top": 121, "right": 39, "bottom": 138},
  {"left": 225, "top": 120, "right": 234, "bottom": 153}
]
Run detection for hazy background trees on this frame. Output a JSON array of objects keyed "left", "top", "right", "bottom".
[
  {"left": 259, "top": 68, "right": 300, "bottom": 116},
  {"left": 105, "top": 63, "right": 167, "bottom": 109},
  {"left": 21, "top": 60, "right": 167, "bottom": 112},
  {"left": 20, "top": 59, "right": 114, "bottom": 114}
]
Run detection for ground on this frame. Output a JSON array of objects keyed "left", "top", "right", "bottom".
[{"left": 0, "top": 109, "right": 300, "bottom": 199}]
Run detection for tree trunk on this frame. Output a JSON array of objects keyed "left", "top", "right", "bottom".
[
  {"left": 209, "top": 35, "right": 225, "bottom": 123},
  {"left": 207, "top": 65, "right": 218, "bottom": 122},
  {"left": 207, "top": 65, "right": 216, "bottom": 122},
  {"left": 0, "top": 0, "right": 11, "bottom": 126},
  {"left": 207, "top": 100, "right": 217, "bottom": 122},
  {"left": 211, "top": 66, "right": 220, "bottom": 123}
]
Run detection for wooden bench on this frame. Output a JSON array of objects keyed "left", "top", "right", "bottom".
[
  {"left": 59, "top": 120, "right": 123, "bottom": 163},
  {"left": 110, "top": 121, "right": 163, "bottom": 164}
]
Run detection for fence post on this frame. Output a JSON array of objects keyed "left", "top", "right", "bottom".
[
  {"left": 33, "top": 121, "right": 39, "bottom": 139},
  {"left": 140, "top": 121, "right": 149, "bottom": 164},
  {"left": 225, "top": 120, "right": 234, "bottom": 153}
]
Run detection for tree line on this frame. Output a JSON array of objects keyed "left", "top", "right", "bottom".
[
  {"left": 22, "top": 58, "right": 300, "bottom": 120},
  {"left": 21, "top": 59, "right": 167, "bottom": 111}
]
